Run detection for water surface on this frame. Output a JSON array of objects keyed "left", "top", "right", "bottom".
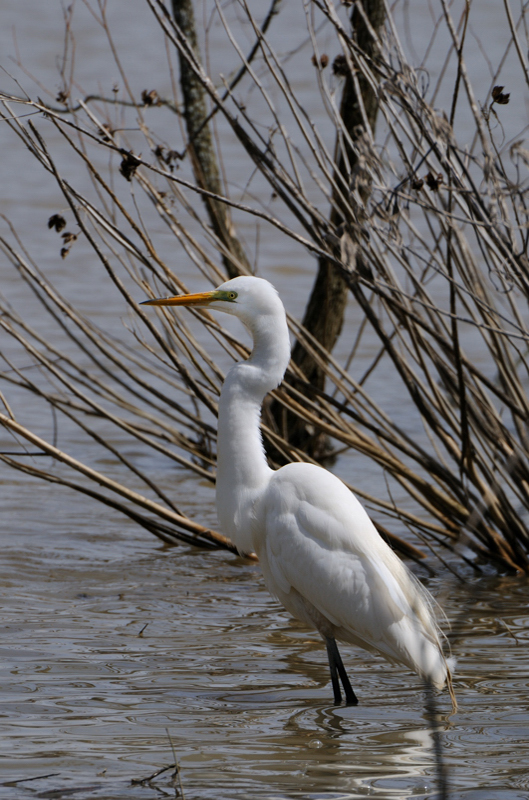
[{"left": 2, "top": 489, "right": 529, "bottom": 799}]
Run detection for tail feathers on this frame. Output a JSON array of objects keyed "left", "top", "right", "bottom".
[
  {"left": 445, "top": 658, "right": 458, "bottom": 714},
  {"left": 446, "top": 656, "right": 457, "bottom": 675},
  {"left": 392, "top": 617, "right": 456, "bottom": 710},
  {"left": 419, "top": 648, "right": 449, "bottom": 691},
  {"left": 422, "top": 653, "right": 457, "bottom": 714}
]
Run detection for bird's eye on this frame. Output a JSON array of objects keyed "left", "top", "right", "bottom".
[{"left": 228, "top": 291, "right": 238, "bottom": 300}]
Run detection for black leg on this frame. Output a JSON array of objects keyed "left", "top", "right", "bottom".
[
  {"left": 325, "top": 637, "right": 342, "bottom": 704},
  {"left": 325, "top": 636, "right": 358, "bottom": 706}
]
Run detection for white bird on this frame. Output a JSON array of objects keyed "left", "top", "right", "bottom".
[{"left": 143, "top": 276, "right": 455, "bottom": 708}]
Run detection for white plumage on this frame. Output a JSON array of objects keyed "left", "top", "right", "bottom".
[{"left": 143, "top": 275, "right": 455, "bottom": 708}]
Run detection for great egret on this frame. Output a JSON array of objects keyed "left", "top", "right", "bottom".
[{"left": 143, "top": 276, "right": 455, "bottom": 708}]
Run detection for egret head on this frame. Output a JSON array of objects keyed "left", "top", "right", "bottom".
[{"left": 141, "top": 275, "right": 284, "bottom": 329}]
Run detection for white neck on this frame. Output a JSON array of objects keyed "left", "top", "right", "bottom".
[{"left": 215, "top": 309, "right": 290, "bottom": 554}]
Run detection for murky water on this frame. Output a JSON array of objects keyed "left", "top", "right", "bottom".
[
  {"left": 2, "top": 2, "right": 529, "bottom": 799},
  {"left": 2, "top": 488, "right": 529, "bottom": 800}
]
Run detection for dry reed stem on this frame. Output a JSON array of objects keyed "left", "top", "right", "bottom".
[{"left": 2, "top": 2, "right": 529, "bottom": 571}]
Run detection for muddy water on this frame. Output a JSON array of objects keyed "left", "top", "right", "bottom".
[
  {"left": 2, "top": 2, "right": 529, "bottom": 799},
  {"left": 2, "top": 489, "right": 529, "bottom": 800}
]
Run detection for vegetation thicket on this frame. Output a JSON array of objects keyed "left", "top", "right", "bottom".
[{"left": 2, "top": 0, "right": 529, "bottom": 575}]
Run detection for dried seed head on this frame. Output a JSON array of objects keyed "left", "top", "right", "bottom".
[
  {"left": 492, "top": 85, "right": 510, "bottom": 105},
  {"left": 332, "top": 54, "right": 348, "bottom": 77},
  {"left": 98, "top": 124, "right": 113, "bottom": 143},
  {"left": 61, "top": 232, "right": 78, "bottom": 245},
  {"left": 119, "top": 151, "right": 141, "bottom": 181},
  {"left": 312, "top": 53, "right": 329, "bottom": 68},
  {"left": 48, "top": 214, "right": 66, "bottom": 233},
  {"left": 425, "top": 171, "right": 444, "bottom": 191},
  {"left": 141, "top": 89, "right": 159, "bottom": 107}
]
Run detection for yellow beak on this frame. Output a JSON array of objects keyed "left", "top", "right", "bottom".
[{"left": 141, "top": 290, "right": 217, "bottom": 307}]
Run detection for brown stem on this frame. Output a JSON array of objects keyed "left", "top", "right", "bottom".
[
  {"left": 270, "top": 0, "right": 386, "bottom": 459},
  {"left": 170, "top": 0, "right": 251, "bottom": 278}
]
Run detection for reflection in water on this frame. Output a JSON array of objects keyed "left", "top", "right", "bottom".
[{"left": 280, "top": 698, "right": 446, "bottom": 798}]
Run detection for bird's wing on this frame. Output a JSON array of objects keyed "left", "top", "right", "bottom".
[{"left": 259, "top": 463, "right": 429, "bottom": 656}]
